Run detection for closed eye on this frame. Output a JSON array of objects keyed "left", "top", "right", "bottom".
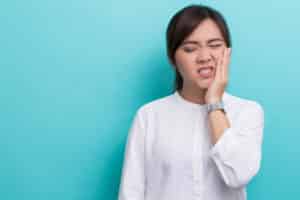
[
  {"left": 209, "top": 44, "right": 222, "bottom": 48},
  {"left": 183, "top": 47, "right": 196, "bottom": 52}
]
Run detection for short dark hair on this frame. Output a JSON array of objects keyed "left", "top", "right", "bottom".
[{"left": 166, "top": 4, "right": 232, "bottom": 92}]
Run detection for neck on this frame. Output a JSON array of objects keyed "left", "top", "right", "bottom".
[{"left": 178, "top": 84, "right": 207, "bottom": 105}]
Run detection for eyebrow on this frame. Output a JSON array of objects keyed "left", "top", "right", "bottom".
[{"left": 181, "top": 38, "right": 224, "bottom": 45}]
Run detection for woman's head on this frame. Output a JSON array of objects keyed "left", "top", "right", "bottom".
[{"left": 166, "top": 4, "right": 231, "bottom": 92}]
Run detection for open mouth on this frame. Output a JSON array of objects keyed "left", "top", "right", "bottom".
[{"left": 197, "top": 66, "right": 214, "bottom": 78}]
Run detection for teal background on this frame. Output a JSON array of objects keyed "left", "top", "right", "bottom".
[{"left": 0, "top": 0, "right": 299, "bottom": 199}]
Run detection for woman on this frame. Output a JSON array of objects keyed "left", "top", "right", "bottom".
[{"left": 118, "top": 4, "right": 264, "bottom": 200}]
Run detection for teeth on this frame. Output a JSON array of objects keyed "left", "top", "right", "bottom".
[
  {"left": 198, "top": 67, "right": 212, "bottom": 75},
  {"left": 198, "top": 67, "right": 212, "bottom": 72}
]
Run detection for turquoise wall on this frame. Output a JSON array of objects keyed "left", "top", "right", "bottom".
[{"left": 1, "top": 0, "right": 299, "bottom": 199}]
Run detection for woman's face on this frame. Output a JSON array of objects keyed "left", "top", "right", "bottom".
[{"left": 174, "top": 18, "right": 226, "bottom": 90}]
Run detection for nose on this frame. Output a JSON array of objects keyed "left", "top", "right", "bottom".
[{"left": 195, "top": 49, "right": 212, "bottom": 64}]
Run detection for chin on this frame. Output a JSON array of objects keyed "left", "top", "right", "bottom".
[{"left": 196, "top": 78, "right": 213, "bottom": 89}]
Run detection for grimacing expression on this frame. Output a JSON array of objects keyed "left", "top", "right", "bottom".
[{"left": 174, "top": 18, "right": 226, "bottom": 89}]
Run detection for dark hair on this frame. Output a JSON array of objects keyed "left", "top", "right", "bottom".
[{"left": 166, "top": 4, "right": 232, "bottom": 92}]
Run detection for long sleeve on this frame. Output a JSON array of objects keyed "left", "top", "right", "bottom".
[
  {"left": 118, "top": 109, "right": 146, "bottom": 200},
  {"left": 209, "top": 102, "right": 264, "bottom": 189}
]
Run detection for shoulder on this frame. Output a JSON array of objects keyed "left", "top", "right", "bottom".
[
  {"left": 134, "top": 92, "right": 175, "bottom": 119},
  {"left": 224, "top": 91, "right": 264, "bottom": 122},
  {"left": 224, "top": 91, "right": 264, "bottom": 112}
]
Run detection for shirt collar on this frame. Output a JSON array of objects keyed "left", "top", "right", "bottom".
[{"left": 173, "top": 90, "right": 228, "bottom": 112}]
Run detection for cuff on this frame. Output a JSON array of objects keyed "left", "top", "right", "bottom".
[{"left": 209, "top": 127, "right": 235, "bottom": 166}]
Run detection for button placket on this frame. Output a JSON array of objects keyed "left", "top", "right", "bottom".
[{"left": 192, "top": 115, "right": 204, "bottom": 196}]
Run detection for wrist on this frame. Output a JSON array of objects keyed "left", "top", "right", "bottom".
[
  {"left": 206, "top": 98, "right": 221, "bottom": 104},
  {"left": 206, "top": 100, "right": 226, "bottom": 114}
]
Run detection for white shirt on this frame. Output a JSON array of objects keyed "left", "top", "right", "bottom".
[{"left": 118, "top": 90, "right": 264, "bottom": 200}]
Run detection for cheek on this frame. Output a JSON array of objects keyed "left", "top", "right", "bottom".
[
  {"left": 175, "top": 52, "right": 195, "bottom": 68},
  {"left": 211, "top": 49, "right": 224, "bottom": 64},
  {"left": 174, "top": 53, "right": 196, "bottom": 79}
]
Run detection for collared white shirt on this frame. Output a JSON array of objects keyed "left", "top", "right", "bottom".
[{"left": 118, "top": 90, "right": 264, "bottom": 200}]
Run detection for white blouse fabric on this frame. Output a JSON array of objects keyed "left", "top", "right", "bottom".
[{"left": 118, "top": 90, "right": 264, "bottom": 200}]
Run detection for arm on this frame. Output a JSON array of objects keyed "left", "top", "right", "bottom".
[
  {"left": 208, "top": 109, "right": 231, "bottom": 145},
  {"left": 208, "top": 102, "right": 265, "bottom": 189},
  {"left": 118, "top": 109, "right": 146, "bottom": 200}
]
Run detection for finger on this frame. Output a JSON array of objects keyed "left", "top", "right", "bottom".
[
  {"left": 221, "top": 48, "right": 227, "bottom": 80},
  {"left": 218, "top": 48, "right": 226, "bottom": 81},
  {"left": 215, "top": 52, "right": 222, "bottom": 81},
  {"left": 211, "top": 54, "right": 220, "bottom": 80},
  {"left": 223, "top": 48, "right": 231, "bottom": 81}
]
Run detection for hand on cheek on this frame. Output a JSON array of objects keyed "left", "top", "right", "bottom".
[{"left": 204, "top": 47, "right": 231, "bottom": 104}]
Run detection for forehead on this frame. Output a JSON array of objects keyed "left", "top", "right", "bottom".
[{"left": 182, "top": 18, "right": 224, "bottom": 44}]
